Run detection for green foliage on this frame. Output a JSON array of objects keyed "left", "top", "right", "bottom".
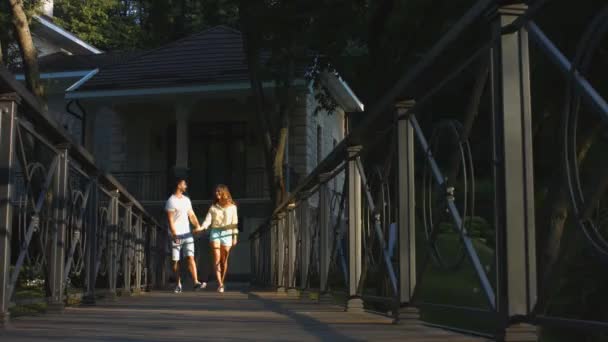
[{"left": 53, "top": 0, "right": 143, "bottom": 50}]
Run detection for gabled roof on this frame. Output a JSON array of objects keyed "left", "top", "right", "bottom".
[
  {"left": 11, "top": 50, "right": 142, "bottom": 74},
  {"left": 71, "top": 26, "right": 256, "bottom": 93},
  {"left": 33, "top": 15, "right": 102, "bottom": 55}
]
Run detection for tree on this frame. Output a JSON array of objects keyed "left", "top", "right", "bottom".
[
  {"left": 9, "top": 0, "right": 44, "bottom": 98},
  {"left": 53, "top": 0, "right": 143, "bottom": 50},
  {"left": 238, "top": 0, "right": 368, "bottom": 206}
]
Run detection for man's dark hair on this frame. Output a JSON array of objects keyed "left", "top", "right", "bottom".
[{"left": 174, "top": 178, "right": 187, "bottom": 190}]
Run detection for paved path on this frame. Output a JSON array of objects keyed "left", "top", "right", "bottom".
[{"left": 1, "top": 285, "right": 490, "bottom": 341}]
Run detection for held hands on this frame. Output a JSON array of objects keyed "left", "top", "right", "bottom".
[{"left": 193, "top": 225, "right": 207, "bottom": 233}]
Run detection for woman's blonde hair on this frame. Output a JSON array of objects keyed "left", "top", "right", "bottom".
[{"left": 213, "top": 184, "right": 236, "bottom": 206}]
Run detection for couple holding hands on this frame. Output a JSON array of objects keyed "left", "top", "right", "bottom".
[{"left": 166, "top": 179, "right": 238, "bottom": 294}]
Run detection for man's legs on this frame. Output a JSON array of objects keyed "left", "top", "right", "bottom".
[
  {"left": 182, "top": 237, "right": 203, "bottom": 289},
  {"left": 173, "top": 261, "right": 181, "bottom": 287},
  {"left": 172, "top": 240, "right": 182, "bottom": 292},
  {"left": 187, "top": 256, "right": 199, "bottom": 284}
]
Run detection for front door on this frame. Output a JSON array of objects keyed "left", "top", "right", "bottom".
[{"left": 188, "top": 123, "right": 246, "bottom": 200}]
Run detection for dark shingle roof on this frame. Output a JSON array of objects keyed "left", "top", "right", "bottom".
[
  {"left": 10, "top": 50, "right": 142, "bottom": 73},
  {"left": 74, "top": 26, "right": 255, "bottom": 92}
]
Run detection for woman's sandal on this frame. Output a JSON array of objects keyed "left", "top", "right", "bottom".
[{"left": 218, "top": 285, "right": 225, "bottom": 293}]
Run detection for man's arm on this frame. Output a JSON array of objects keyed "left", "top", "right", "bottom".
[
  {"left": 167, "top": 210, "right": 178, "bottom": 240},
  {"left": 194, "top": 210, "right": 212, "bottom": 232},
  {"left": 188, "top": 210, "right": 201, "bottom": 229}
]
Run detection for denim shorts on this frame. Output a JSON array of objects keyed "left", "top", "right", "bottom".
[
  {"left": 209, "top": 228, "right": 235, "bottom": 246},
  {"left": 171, "top": 235, "right": 195, "bottom": 261}
]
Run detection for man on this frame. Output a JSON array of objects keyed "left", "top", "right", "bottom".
[{"left": 166, "top": 178, "right": 206, "bottom": 293}]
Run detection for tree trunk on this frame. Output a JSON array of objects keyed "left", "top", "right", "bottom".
[
  {"left": 535, "top": 124, "right": 601, "bottom": 313},
  {"left": 446, "top": 60, "right": 489, "bottom": 184},
  {"left": 9, "top": 0, "right": 44, "bottom": 99},
  {"left": 239, "top": 0, "right": 281, "bottom": 206}
]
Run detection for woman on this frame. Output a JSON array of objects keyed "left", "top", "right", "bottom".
[{"left": 195, "top": 184, "right": 238, "bottom": 293}]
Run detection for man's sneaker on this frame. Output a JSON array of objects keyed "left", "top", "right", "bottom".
[
  {"left": 193, "top": 282, "right": 204, "bottom": 291},
  {"left": 201, "top": 282, "right": 208, "bottom": 289},
  {"left": 174, "top": 284, "right": 182, "bottom": 294}
]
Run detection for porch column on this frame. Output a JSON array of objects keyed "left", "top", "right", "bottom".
[
  {"left": 84, "top": 107, "right": 96, "bottom": 153},
  {"left": 174, "top": 103, "right": 190, "bottom": 179},
  {"left": 346, "top": 146, "right": 363, "bottom": 312},
  {"left": 490, "top": 3, "right": 538, "bottom": 341}
]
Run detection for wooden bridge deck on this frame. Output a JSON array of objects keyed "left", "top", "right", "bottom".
[{"left": 1, "top": 285, "right": 490, "bottom": 341}]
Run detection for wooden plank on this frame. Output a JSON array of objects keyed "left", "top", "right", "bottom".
[{"left": 1, "top": 285, "right": 490, "bottom": 341}]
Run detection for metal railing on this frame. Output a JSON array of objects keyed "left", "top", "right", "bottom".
[
  {"left": 110, "top": 167, "right": 271, "bottom": 203},
  {"left": 250, "top": 1, "right": 608, "bottom": 341},
  {"left": 0, "top": 66, "right": 169, "bottom": 323},
  {"left": 112, "top": 171, "right": 168, "bottom": 202}
]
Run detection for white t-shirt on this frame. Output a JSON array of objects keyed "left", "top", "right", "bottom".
[
  {"left": 201, "top": 204, "right": 238, "bottom": 233},
  {"left": 165, "top": 194, "right": 193, "bottom": 236}
]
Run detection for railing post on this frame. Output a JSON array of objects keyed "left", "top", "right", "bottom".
[
  {"left": 0, "top": 94, "right": 19, "bottom": 325},
  {"left": 157, "top": 225, "right": 168, "bottom": 290},
  {"left": 122, "top": 204, "right": 133, "bottom": 296},
  {"left": 134, "top": 214, "right": 142, "bottom": 295},
  {"left": 490, "top": 3, "right": 538, "bottom": 341},
  {"left": 395, "top": 100, "right": 419, "bottom": 324},
  {"left": 346, "top": 146, "right": 363, "bottom": 312},
  {"left": 276, "top": 212, "right": 286, "bottom": 292},
  {"left": 286, "top": 203, "right": 298, "bottom": 296},
  {"left": 147, "top": 223, "right": 156, "bottom": 290},
  {"left": 83, "top": 176, "right": 99, "bottom": 305},
  {"left": 298, "top": 198, "right": 310, "bottom": 298},
  {"left": 318, "top": 173, "right": 333, "bottom": 304},
  {"left": 48, "top": 144, "right": 69, "bottom": 312},
  {"left": 108, "top": 190, "right": 119, "bottom": 300},
  {"left": 270, "top": 218, "right": 278, "bottom": 288}
]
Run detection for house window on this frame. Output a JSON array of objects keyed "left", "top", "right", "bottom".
[{"left": 317, "top": 125, "right": 322, "bottom": 166}]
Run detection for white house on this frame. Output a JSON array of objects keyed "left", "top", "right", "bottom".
[{"left": 12, "top": 9, "right": 364, "bottom": 279}]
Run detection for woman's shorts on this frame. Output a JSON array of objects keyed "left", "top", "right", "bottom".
[{"left": 209, "top": 228, "right": 235, "bottom": 246}]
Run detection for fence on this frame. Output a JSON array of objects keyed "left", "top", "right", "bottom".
[
  {"left": 0, "top": 66, "right": 169, "bottom": 324},
  {"left": 249, "top": 1, "right": 608, "bottom": 341}
]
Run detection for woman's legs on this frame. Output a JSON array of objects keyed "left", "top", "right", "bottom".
[
  {"left": 210, "top": 242, "right": 222, "bottom": 288},
  {"left": 220, "top": 245, "right": 232, "bottom": 284}
]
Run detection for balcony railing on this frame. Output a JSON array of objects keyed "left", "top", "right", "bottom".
[
  {"left": 111, "top": 167, "right": 274, "bottom": 203},
  {"left": 112, "top": 172, "right": 168, "bottom": 202}
]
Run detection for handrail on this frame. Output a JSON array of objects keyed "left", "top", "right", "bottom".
[
  {"left": 0, "top": 66, "right": 160, "bottom": 227},
  {"left": 261, "top": 0, "right": 497, "bottom": 226},
  {"left": 248, "top": 0, "right": 608, "bottom": 339}
]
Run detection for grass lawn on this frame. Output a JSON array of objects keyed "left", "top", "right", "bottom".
[{"left": 414, "top": 232, "right": 497, "bottom": 335}]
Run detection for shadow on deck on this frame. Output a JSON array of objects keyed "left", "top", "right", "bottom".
[{"left": 0, "top": 284, "right": 490, "bottom": 341}]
